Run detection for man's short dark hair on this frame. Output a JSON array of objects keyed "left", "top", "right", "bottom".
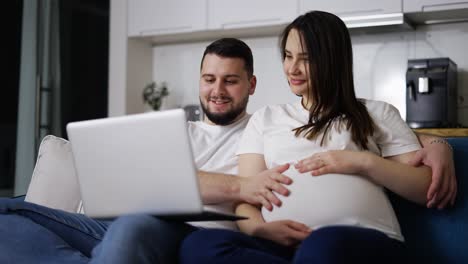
[{"left": 200, "top": 38, "right": 254, "bottom": 77}]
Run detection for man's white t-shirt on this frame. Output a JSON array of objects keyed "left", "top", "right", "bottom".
[
  {"left": 187, "top": 114, "right": 250, "bottom": 230},
  {"left": 237, "top": 100, "right": 421, "bottom": 241}
]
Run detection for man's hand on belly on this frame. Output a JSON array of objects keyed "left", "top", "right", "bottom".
[{"left": 239, "top": 164, "right": 293, "bottom": 211}]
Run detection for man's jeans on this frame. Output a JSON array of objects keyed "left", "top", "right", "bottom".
[{"left": 0, "top": 198, "right": 197, "bottom": 264}]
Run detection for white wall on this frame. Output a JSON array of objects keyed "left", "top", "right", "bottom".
[
  {"left": 352, "top": 22, "right": 468, "bottom": 124},
  {"left": 152, "top": 36, "right": 298, "bottom": 114},
  {"left": 151, "top": 22, "right": 468, "bottom": 125},
  {"left": 108, "top": 0, "right": 127, "bottom": 117}
]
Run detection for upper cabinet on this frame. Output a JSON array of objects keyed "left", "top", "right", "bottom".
[
  {"left": 299, "top": 0, "right": 403, "bottom": 28},
  {"left": 403, "top": 0, "right": 468, "bottom": 24},
  {"left": 208, "top": 0, "right": 297, "bottom": 30},
  {"left": 126, "top": 0, "right": 468, "bottom": 40},
  {"left": 404, "top": 0, "right": 468, "bottom": 12},
  {"left": 127, "top": 0, "right": 207, "bottom": 37},
  {"left": 299, "top": 0, "right": 401, "bottom": 16}
]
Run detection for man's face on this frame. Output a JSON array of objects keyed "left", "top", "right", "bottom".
[{"left": 199, "top": 54, "right": 256, "bottom": 125}]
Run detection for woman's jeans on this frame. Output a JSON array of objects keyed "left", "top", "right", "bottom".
[
  {"left": 180, "top": 226, "right": 408, "bottom": 264},
  {"left": 0, "top": 198, "right": 196, "bottom": 264}
]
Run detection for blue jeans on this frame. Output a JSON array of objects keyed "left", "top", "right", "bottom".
[
  {"left": 0, "top": 198, "right": 197, "bottom": 263},
  {"left": 180, "top": 226, "right": 407, "bottom": 264}
]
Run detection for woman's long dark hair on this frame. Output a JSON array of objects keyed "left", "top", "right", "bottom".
[{"left": 280, "top": 11, "right": 375, "bottom": 150}]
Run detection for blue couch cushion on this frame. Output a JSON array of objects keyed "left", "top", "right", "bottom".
[{"left": 389, "top": 137, "right": 468, "bottom": 263}]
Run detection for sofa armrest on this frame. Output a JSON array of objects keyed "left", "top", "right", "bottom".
[{"left": 24, "top": 135, "right": 82, "bottom": 213}]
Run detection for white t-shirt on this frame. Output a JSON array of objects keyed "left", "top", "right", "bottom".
[
  {"left": 237, "top": 100, "right": 421, "bottom": 241},
  {"left": 188, "top": 114, "right": 250, "bottom": 230}
]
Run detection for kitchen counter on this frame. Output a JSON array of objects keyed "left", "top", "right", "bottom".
[{"left": 413, "top": 128, "right": 468, "bottom": 137}]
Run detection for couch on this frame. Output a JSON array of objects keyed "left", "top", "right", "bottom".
[
  {"left": 17, "top": 136, "right": 468, "bottom": 263},
  {"left": 389, "top": 137, "right": 468, "bottom": 263}
]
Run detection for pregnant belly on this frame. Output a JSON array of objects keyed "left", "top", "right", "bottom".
[{"left": 262, "top": 167, "right": 397, "bottom": 230}]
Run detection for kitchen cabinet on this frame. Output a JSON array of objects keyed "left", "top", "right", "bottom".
[
  {"left": 404, "top": 0, "right": 468, "bottom": 13},
  {"left": 208, "top": 0, "right": 297, "bottom": 30},
  {"left": 299, "top": 0, "right": 403, "bottom": 28},
  {"left": 127, "top": 0, "right": 207, "bottom": 37},
  {"left": 403, "top": 0, "right": 468, "bottom": 24},
  {"left": 299, "top": 0, "right": 401, "bottom": 16}
]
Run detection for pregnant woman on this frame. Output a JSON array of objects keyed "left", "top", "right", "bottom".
[{"left": 179, "top": 11, "right": 431, "bottom": 264}]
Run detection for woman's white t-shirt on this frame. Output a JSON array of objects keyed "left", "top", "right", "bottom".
[{"left": 237, "top": 99, "right": 421, "bottom": 241}]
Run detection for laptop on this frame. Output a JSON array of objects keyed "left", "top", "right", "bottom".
[{"left": 66, "top": 109, "right": 246, "bottom": 221}]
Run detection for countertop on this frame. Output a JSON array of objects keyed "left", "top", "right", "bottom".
[{"left": 413, "top": 128, "right": 468, "bottom": 137}]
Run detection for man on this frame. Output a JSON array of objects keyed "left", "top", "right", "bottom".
[
  {"left": 0, "top": 38, "right": 290, "bottom": 264},
  {"left": 0, "top": 38, "right": 456, "bottom": 263}
]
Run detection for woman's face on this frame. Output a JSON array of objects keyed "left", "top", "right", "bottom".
[{"left": 283, "top": 29, "right": 311, "bottom": 100}]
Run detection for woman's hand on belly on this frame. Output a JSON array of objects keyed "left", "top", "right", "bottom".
[
  {"left": 295, "top": 150, "right": 371, "bottom": 177},
  {"left": 251, "top": 220, "right": 311, "bottom": 247}
]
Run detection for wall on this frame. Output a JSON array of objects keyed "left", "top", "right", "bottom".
[
  {"left": 150, "top": 21, "right": 468, "bottom": 126},
  {"left": 152, "top": 37, "right": 297, "bottom": 114},
  {"left": 108, "top": 0, "right": 127, "bottom": 116},
  {"left": 352, "top": 22, "right": 468, "bottom": 125}
]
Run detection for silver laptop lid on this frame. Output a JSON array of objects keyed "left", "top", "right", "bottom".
[{"left": 66, "top": 109, "right": 204, "bottom": 218}]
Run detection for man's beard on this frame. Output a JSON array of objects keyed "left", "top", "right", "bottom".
[{"left": 200, "top": 95, "right": 249, "bottom": 126}]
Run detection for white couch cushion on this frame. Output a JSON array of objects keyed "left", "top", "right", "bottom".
[{"left": 25, "top": 135, "right": 83, "bottom": 213}]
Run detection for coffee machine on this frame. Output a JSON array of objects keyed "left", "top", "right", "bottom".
[
  {"left": 183, "top": 104, "right": 203, "bottom": 121},
  {"left": 406, "top": 58, "right": 457, "bottom": 128}
]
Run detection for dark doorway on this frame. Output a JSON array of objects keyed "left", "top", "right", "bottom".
[
  {"left": 0, "top": 1, "right": 23, "bottom": 192},
  {"left": 60, "top": 0, "right": 109, "bottom": 137},
  {"left": 0, "top": 0, "right": 109, "bottom": 196}
]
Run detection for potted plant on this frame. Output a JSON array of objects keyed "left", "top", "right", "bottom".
[{"left": 142, "top": 81, "right": 169, "bottom": 111}]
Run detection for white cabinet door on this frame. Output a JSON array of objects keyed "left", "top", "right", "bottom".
[
  {"left": 299, "top": 0, "right": 402, "bottom": 16},
  {"left": 208, "top": 0, "right": 297, "bottom": 29},
  {"left": 299, "top": 0, "right": 403, "bottom": 28},
  {"left": 404, "top": 0, "right": 468, "bottom": 12},
  {"left": 128, "top": 0, "right": 207, "bottom": 37}
]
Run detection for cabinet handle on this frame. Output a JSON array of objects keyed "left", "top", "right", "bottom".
[
  {"left": 336, "top": 9, "right": 383, "bottom": 17},
  {"left": 140, "top": 26, "right": 192, "bottom": 36},
  {"left": 221, "top": 18, "right": 283, "bottom": 29},
  {"left": 422, "top": 2, "right": 468, "bottom": 12},
  {"left": 341, "top": 13, "right": 404, "bottom": 28}
]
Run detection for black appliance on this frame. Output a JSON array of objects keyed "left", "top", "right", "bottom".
[
  {"left": 406, "top": 58, "right": 457, "bottom": 128},
  {"left": 183, "top": 104, "right": 203, "bottom": 121}
]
